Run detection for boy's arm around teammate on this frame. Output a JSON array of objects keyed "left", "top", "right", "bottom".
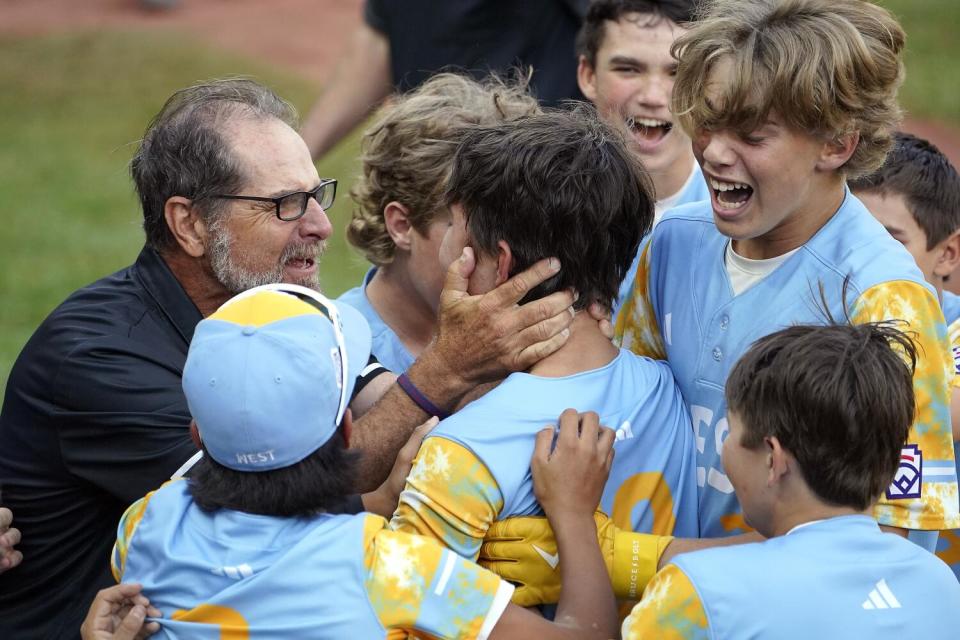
[{"left": 489, "top": 409, "right": 619, "bottom": 639}]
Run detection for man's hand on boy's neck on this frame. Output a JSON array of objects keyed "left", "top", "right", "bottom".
[{"left": 527, "top": 310, "right": 619, "bottom": 378}]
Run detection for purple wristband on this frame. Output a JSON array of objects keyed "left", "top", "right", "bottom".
[{"left": 397, "top": 373, "right": 450, "bottom": 420}]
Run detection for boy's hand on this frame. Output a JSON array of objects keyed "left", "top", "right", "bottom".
[
  {"left": 532, "top": 409, "right": 614, "bottom": 523},
  {"left": 81, "top": 583, "right": 161, "bottom": 640},
  {"left": 363, "top": 417, "right": 438, "bottom": 517},
  {"left": 480, "top": 512, "right": 616, "bottom": 606},
  {"left": 0, "top": 507, "right": 22, "bottom": 573}
]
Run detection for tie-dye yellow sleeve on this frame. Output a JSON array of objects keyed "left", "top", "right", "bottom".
[
  {"left": 616, "top": 241, "right": 667, "bottom": 360},
  {"left": 111, "top": 484, "right": 166, "bottom": 581},
  {"left": 363, "top": 515, "right": 513, "bottom": 640},
  {"left": 948, "top": 318, "right": 960, "bottom": 389},
  {"left": 388, "top": 437, "right": 504, "bottom": 561},
  {"left": 621, "top": 564, "right": 710, "bottom": 640},
  {"left": 851, "top": 281, "right": 960, "bottom": 530}
]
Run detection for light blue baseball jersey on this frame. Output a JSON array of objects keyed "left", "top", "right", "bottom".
[
  {"left": 936, "top": 292, "right": 960, "bottom": 578},
  {"left": 623, "top": 515, "right": 960, "bottom": 639},
  {"left": 112, "top": 480, "right": 512, "bottom": 639},
  {"left": 391, "top": 350, "right": 699, "bottom": 563},
  {"left": 617, "top": 192, "right": 960, "bottom": 538},
  {"left": 614, "top": 169, "right": 711, "bottom": 318},
  {"left": 338, "top": 268, "right": 415, "bottom": 373}
]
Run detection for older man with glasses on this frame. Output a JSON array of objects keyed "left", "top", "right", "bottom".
[{"left": 0, "top": 78, "right": 580, "bottom": 638}]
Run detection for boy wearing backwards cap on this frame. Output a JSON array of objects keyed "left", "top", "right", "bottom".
[{"left": 109, "top": 285, "right": 618, "bottom": 639}]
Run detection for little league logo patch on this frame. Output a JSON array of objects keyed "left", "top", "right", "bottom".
[
  {"left": 886, "top": 445, "right": 922, "bottom": 500},
  {"left": 952, "top": 344, "right": 960, "bottom": 375}
]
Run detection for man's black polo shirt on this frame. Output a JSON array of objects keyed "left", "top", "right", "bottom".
[{"left": 0, "top": 248, "right": 203, "bottom": 637}]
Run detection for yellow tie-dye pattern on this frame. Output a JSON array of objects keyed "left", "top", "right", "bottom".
[
  {"left": 389, "top": 437, "right": 504, "bottom": 561},
  {"left": 616, "top": 242, "right": 666, "bottom": 358},
  {"left": 111, "top": 481, "right": 176, "bottom": 581},
  {"left": 622, "top": 565, "right": 709, "bottom": 640},
  {"left": 948, "top": 318, "right": 960, "bottom": 389},
  {"left": 851, "top": 281, "right": 960, "bottom": 530},
  {"left": 170, "top": 604, "right": 249, "bottom": 639},
  {"left": 363, "top": 515, "right": 501, "bottom": 637}
]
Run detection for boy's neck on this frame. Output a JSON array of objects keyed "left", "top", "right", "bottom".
[
  {"left": 733, "top": 179, "right": 846, "bottom": 260},
  {"left": 366, "top": 264, "right": 437, "bottom": 357},
  {"left": 653, "top": 151, "right": 696, "bottom": 204},
  {"left": 527, "top": 310, "right": 619, "bottom": 377},
  {"left": 766, "top": 479, "right": 864, "bottom": 538}
]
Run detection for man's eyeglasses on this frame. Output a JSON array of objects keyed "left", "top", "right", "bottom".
[{"left": 212, "top": 179, "right": 337, "bottom": 221}]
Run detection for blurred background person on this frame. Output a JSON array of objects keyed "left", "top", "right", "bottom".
[{"left": 301, "top": 0, "right": 588, "bottom": 161}]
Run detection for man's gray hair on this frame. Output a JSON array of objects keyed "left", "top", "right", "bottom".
[{"left": 131, "top": 78, "right": 299, "bottom": 250}]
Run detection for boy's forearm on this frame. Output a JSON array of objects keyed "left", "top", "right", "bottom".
[
  {"left": 658, "top": 532, "right": 764, "bottom": 569},
  {"left": 553, "top": 514, "right": 618, "bottom": 639}
]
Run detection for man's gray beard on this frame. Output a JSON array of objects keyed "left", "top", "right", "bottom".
[{"left": 208, "top": 222, "right": 323, "bottom": 294}]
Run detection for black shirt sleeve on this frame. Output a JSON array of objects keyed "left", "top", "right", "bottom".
[
  {"left": 53, "top": 335, "right": 199, "bottom": 503},
  {"left": 351, "top": 353, "right": 390, "bottom": 399}
]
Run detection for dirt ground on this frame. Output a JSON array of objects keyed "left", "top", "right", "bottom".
[
  {"left": 0, "top": 0, "right": 363, "bottom": 84},
  {"left": 2, "top": 0, "right": 958, "bottom": 164}
]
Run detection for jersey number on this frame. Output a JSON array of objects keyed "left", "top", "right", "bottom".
[
  {"left": 611, "top": 471, "right": 675, "bottom": 534},
  {"left": 172, "top": 604, "right": 250, "bottom": 639},
  {"left": 690, "top": 405, "right": 734, "bottom": 494}
]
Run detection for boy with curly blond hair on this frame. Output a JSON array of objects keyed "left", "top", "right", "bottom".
[{"left": 339, "top": 73, "right": 538, "bottom": 372}]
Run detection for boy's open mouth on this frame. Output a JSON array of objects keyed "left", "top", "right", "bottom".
[
  {"left": 626, "top": 116, "right": 673, "bottom": 144},
  {"left": 710, "top": 178, "right": 754, "bottom": 210}
]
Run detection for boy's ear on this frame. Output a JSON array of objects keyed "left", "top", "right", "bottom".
[
  {"left": 384, "top": 202, "right": 413, "bottom": 251},
  {"left": 816, "top": 131, "right": 860, "bottom": 173},
  {"left": 933, "top": 230, "right": 960, "bottom": 279},
  {"left": 494, "top": 240, "right": 514, "bottom": 286},
  {"left": 577, "top": 55, "right": 599, "bottom": 103},
  {"left": 340, "top": 408, "right": 353, "bottom": 448},
  {"left": 765, "top": 436, "right": 790, "bottom": 487},
  {"left": 189, "top": 419, "right": 202, "bottom": 449}
]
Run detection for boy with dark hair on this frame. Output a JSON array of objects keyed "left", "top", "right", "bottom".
[
  {"left": 109, "top": 285, "right": 619, "bottom": 639},
  {"left": 575, "top": 0, "right": 709, "bottom": 311},
  {"left": 850, "top": 132, "right": 960, "bottom": 325},
  {"left": 849, "top": 132, "right": 960, "bottom": 579},
  {"left": 388, "top": 108, "right": 699, "bottom": 598},
  {"left": 621, "top": 322, "right": 960, "bottom": 637}
]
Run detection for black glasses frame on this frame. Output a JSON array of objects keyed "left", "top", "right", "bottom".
[{"left": 212, "top": 178, "right": 337, "bottom": 221}]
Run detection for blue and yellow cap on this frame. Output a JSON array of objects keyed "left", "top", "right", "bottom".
[{"left": 182, "top": 285, "right": 372, "bottom": 471}]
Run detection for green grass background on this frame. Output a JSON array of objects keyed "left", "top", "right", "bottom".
[{"left": 0, "top": 0, "right": 957, "bottom": 391}]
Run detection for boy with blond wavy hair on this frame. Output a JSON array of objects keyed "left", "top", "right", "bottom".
[
  {"left": 339, "top": 73, "right": 538, "bottom": 373},
  {"left": 479, "top": 0, "right": 960, "bottom": 609}
]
